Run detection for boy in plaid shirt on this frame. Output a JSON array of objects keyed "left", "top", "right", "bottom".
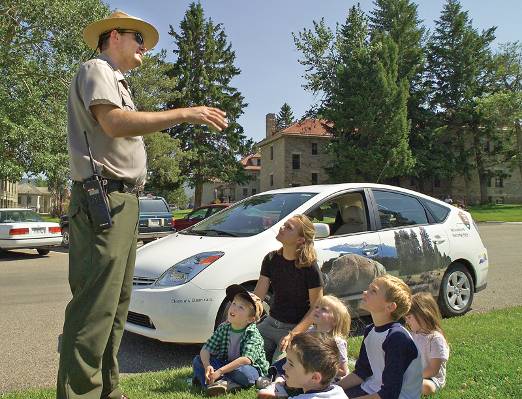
[{"left": 192, "top": 284, "right": 269, "bottom": 396}]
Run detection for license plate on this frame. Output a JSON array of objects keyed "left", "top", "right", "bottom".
[
  {"left": 148, "top": 219, "right": 160, "bottom": 227},
  {"left": 32, "top": 227, "right": 46, "bottom": 234}
]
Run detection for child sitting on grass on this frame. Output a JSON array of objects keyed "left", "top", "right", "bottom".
[
  {"left": 192, "top": 284, "right": 269, "bottom": 396},
  {"left": 339, "top": 275, "right": 422, "bottom": 399},
  {"left": 405, "top": 292, "right": 450, "bottom": 396},
  {"left": 282, "top": 331, "right": 348, "bottom": 398}
]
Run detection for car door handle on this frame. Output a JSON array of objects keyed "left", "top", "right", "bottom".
[{"left": 362, "top": 245, "right": 379, "bottom": 257}]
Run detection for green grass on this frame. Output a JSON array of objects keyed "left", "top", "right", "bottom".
[
  {"left": 172, "top": 209, "right": 192, "bottom": 219},
  {"left": 39, "top": 215, "right": 59, "bottom": 223},
  {"left": 3, "top": 307, "right": 522, "bottom": 398},
  {"left": 469, "top": 203, "right": 522, "bottom": 222}
]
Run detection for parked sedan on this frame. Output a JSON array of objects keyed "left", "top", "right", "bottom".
[
  {"left": 125, "top": 184, "right": 488, "bottom": 343},
  {"left": 172, "top": 203, "right": 230, "bottom": 231},
  {"left": 0, "top": 208, "right": 62, "bottom": 255},
  {"left": 138, "top": 196, "right": 175, "bottom": 243}
]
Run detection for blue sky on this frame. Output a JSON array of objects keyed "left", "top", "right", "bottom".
[{"left": 105, "top": 0, "right": 521, "bottom": 144}]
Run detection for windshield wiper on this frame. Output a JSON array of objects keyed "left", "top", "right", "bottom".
[{"left": 197, "top": 229, "right": 238, "bottom": 237}]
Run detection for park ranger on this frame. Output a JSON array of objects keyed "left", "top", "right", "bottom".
[{"left": 56, "top": 10, "right": 228, "bottom": 399}]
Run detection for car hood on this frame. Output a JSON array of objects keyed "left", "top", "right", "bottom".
[{"left": 134, "top": 232, "right": 250, "bottom": 279}]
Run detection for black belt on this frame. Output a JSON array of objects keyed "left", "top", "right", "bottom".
[{"left": 74, "top": 179, "right": 142, "bottom": 195}]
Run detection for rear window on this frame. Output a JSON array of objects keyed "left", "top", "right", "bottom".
[
  {"left": 139, "top": 199, "right": 169, "bottom": 213},
  {"left": 0, "top": 210, "right": 43, "bottom": 222},
  {"left": 422, "top": 200, "right": 450, "bottom": 223}
]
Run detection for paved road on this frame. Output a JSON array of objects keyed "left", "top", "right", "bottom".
[{"left": 1, "top": 224, "right": 521, "bottom": 393}]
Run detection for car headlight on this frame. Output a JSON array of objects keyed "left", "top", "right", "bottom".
[{"left": 154, "top": 251, "right": 224, "bottom": 287}]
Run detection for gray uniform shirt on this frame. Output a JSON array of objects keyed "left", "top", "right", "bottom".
[{"left": 67, "top": 53, "right": 146, "bottom": 186}]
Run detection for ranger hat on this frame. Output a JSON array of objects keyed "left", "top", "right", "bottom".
[
  {"left": 83, "top": 10, "right": 159, "bottom": 51},
  {"left": 226, "top": 284, "right": 264, "bottom": 322}
]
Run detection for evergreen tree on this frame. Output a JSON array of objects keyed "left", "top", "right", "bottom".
[
  {"left": 275, "top": 103, "right": 295, "bottom": 131},
  {"left": 325, "top": 6, "right": 414, "bottom": 182},
  {"left": 167, "top": 2, "right": 253, "bottom": 207},
  {"left": 427, "top": 0, "right": 496, "bottom": 203},
  {"left": 127, "top": 51, "right": 186, "bottom": 200}
]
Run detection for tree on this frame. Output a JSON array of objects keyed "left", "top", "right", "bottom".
[
  {"left": 127, "top": 51, "right": 187, "bottom": 199},
  {"left": 167, "top": 3, "right": 253, "bottom": 207},
  {"left": 275, "top": 103, "right": 295, "bottom": 131},
  {"left": 324, "top": 6, "right": 414, "bottom": 182},
  {"left": 427, "top": 0, "right": 496, "bottom": 203},
  {"left": 0, "top": 0, "right": 109, "bottom": 212}
]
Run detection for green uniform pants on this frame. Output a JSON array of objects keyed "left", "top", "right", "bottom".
[{"left": 57, "top": 184, "right": 138, "bottom": 399}]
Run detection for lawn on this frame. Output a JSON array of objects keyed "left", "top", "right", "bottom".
[
  {"left": 4, "top": 306, "right": 521, "bottom": 398},
  {"left": 469, "top": 203, "right": 522, "bottom": 222},
  {"left": 172, "top": 209, "right": 192, "bottom": 219}
]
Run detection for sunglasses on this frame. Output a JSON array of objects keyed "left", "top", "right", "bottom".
[{"left": 116, "top": 30, "right": 144, "bottom": 46}]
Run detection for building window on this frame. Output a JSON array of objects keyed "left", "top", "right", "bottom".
[
  {"left": 292, "top": 154, "right": 300, "bottom": 170},
  {"left": 270, "top": 146, "right": 273, "bottom": 160},
  {"left": 487, "top": 177, "right": 491, "bottom": 187},
  {"left": 312, "top": 142, "right": 318, "bottom": 155},
  {"left": 270, "top": 174, "right": 274, "bottom": 187},
  {"left": 495, "top": 176, "right": 504, "bottom": 188},
  {"left": 496, "top": 197, "right": 505, "bottom": 204},
  {"left": 251, "top": 188, "right": 257, "bottom": 195},
  {"left": 257, "top": 159, "right": 261, "bottom": 166},
  {"left": 312, "top": 173, "right": 318, "bottom": 185},
  {"left": 243, "top": 188, "right": 248, "bottom": 197},
  {"left": 434, "top": 178, "right": 440, "bottom": 188}
]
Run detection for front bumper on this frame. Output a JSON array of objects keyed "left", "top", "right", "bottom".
[{"left": 125, "top": 282, "right": 224, "bottom": 343}]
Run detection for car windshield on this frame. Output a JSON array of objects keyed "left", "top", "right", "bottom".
[
  {"left": 139, "top": 199, "right": 169, "bottom": 213},
  {"left": 0, "top": 210, "right": 43, "bottom": 223},
  {"left": 185, "top": 192, "right": 317, "bottom": 237}
]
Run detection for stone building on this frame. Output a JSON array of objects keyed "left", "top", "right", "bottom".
[
  {"left": 0, "top": 179, "right": 18, "bottom": 208},
  {"left": 257, "top": 113, "right": 522, "bottom": 204},
  {"left": 258, "top": 114, "right": 332, "bottom": 192},
  {"left": 200, "top": 153, "right": 261, "bottom": 205}
]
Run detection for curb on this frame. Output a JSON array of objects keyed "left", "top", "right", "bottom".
[{"left": 477, "top": 221, "right": 522, "bottom": 224}]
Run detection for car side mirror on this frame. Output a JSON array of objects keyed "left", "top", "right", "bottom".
[{"left": 314, "top": 223, "right": 330, "bottom": 239}]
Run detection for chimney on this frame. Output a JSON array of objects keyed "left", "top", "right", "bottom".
[{"left": 266, "top": 113, "right": 276, "bottom": 138}]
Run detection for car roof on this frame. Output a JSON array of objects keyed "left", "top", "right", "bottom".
[{"left": 256, "top": 183, "right": 450, "bottom": 207}]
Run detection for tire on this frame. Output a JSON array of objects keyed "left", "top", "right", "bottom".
[
  {"left": 37, "top": 249, "right": 50, "bottom": 256},
  {"left": 214, "top": 283, "right": 272, "bottom": 329},
  {"left": 62, "top": 227, "right": 69, "bottom": 247},
  {"left": 438, "top": 263, "right": 474, "bottom": 317}
]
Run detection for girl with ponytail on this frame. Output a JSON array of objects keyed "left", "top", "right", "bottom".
[{"left": 254, "top": 214, "right": 324, "bottom": 363}]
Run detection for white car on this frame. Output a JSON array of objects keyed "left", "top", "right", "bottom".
[
  {"left": 0, "top": 208, "right": 62, "bottom": 255},
  {"left": 126, "top": 184, "right": 488, "bottom": 343}
]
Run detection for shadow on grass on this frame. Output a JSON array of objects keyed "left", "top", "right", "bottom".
[{"left": 118, "top": 331, "right": 202, "bottom": 374}]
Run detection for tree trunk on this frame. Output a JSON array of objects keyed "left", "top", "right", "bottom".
[
  {"left": 194, "top": 181, "right": 203, "bottom": 208},
  {"left": 472, "top": 132, "right": 489, "bottom": 205},
  {"left": 516, "top": 121, "right": 522, "bottom": 182}
]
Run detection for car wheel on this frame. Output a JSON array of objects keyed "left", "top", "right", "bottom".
[
  {"left": 214, "top": 283, "right": 272, "bottom": 329},
  {"left": 37, "top": 249, "right": 50, "bottom": 256},
  {"left": 62, "top": 227, "right": 69, "bottom": 247},
  {"left": 438, "top": 263, "right": 474, "bottom": 317}
]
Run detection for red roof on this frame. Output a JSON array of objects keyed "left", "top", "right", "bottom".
[
  {"left": 240, "top": 153, "right": 261, "bottom": 171},
  {"left": 281, "top": 119, "right": 332, "bottom": 137}
]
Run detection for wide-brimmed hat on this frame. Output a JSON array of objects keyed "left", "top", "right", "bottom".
[
  {"left": 83, "top": 10, "right": 159, "bottom": 51},
  {"left": 226, "top": 284, "right": 264, "bottom": 322}
]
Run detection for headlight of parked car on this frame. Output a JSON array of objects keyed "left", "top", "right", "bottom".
[{"left": 154, "top": 251, "right": 224, "bottom": 287}]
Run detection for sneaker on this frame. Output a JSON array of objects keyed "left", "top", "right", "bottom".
[
  {"left": 256, "top": 376, "right": 273, "bottom": 389},
  {"left": 227, "top": 381, "right": 242, "bottom": 393},
  {"left": 206, "top": 379, "right": 228, "bottom": 396},
  {"left": 257, "top": 382, "right": 288, "bottom": 399}
]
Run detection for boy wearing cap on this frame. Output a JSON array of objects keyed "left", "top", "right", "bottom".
[
  {"left": 58, "top": 10, "right": 228, "bottom": 399},
  {"left": 192, "top": 284, "right": 269, "bottom": 396}
]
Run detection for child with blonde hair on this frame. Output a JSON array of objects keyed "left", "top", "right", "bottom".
[
  {"left": 339, "top": 275, "right": 422, "bottom": 398},
  {"left": 257, "top": 295, "right": 351, "bottom": 399},
  {"left": 405, "top": 292, "right": 450, "bottom": 396}
]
